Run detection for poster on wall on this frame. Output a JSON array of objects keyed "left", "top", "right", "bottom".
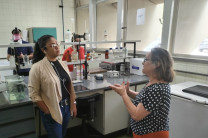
[{"left": 136, "top": 8, "right": 145, "bottom": 25}]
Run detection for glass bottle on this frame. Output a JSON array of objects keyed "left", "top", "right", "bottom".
[{"left": 105, "top": 50, "right": 109, "bottom": 59}]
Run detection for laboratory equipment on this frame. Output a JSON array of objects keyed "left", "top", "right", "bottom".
[
  {"left": 107, "top": 71, "right": 119, "bottom": 78},
  {"left": 94, "top": 74, "right": 104, "bottom": 80},
  {"left": 5, "top": 75, "right": 26, "bottom": 101},
  {"left": 109, "top": 48, "right": 114, "bottom": 59},
  {"left": 130, "top": 58, "right": 144, "bottom": 75}
]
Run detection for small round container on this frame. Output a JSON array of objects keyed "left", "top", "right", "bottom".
[{"left": 120, "top": 64, "right": 125, "bottom": 72}]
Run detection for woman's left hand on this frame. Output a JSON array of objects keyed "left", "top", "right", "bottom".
[
  {"left": 72, "top": 103, "right": 77, "bottom": 118},
  {"left": 109, "top": 82, "right": 127, "bottom": 97}
]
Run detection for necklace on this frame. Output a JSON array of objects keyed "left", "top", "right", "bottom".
[{"left": 50, "top": 61, "right": 70, "bottom": 94}]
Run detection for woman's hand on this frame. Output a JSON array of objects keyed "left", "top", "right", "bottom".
[
  {"left": 72, "top": 103, "right": 77, "bottom": 118},
  {"left": 109, "top": 82, "right": 127, "bottom": 97},
  {"left": 19, "top": 52, "right": 24, "bottom": 59},
  {"left": 125, "top": 81, "right": 130, "bottom": 94}
]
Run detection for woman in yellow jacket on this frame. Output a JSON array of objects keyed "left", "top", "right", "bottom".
[{"left": 28, "top": 35, "right": 77, "bottom": 138}]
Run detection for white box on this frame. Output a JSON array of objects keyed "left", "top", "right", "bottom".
[
  {"left": 130, "top": 58, "right": 144, "bottom": 75},
  {"left": 107, "top": 71, "right": 119, "bottom": 78}
]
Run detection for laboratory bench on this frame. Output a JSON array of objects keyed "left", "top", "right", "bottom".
[
  {"left": 0, "top": 73, "right": 149, "bottom": 138},
  {"left": 169, "top": 81, "right": 208, "bottom": 138}
]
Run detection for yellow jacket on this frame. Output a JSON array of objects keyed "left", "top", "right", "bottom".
[{"left": 28, "top": 57, "right": 76, "bottom": 124}]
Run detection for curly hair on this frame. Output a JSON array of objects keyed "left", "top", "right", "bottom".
[{"left": 32, "top": 35, "right": 53, "bottom": 64}]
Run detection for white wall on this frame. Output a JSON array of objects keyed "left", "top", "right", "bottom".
[
  {"left": 0, "top": 0, "right": 75, "bottom": 58},
  {"left": 76, "top": 0, "right": 117, "bottom": 49},
  {"left": 76, "top": 0, "right": 164, "bottom": 50},
  {"left": 127, "top": 0, "right": 164, "bottom": 51}
]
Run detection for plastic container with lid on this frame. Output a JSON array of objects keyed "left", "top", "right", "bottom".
[
  {"left": 119, "top": 47, "right": 124, "bottom": 58},
  {"left": 98, "top": 53, "right": 102, "bottom": 60},
  {"left": 114, "top": 47, "right": 119, "bottom": 58},
  {"left": 87, "top": 51, "right": 91, "bottom": 60},
  {"left": 64, "top": 29, "right": 72, "bottom": 43}
]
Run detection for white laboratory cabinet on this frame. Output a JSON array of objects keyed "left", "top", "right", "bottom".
[
  {"left": 169, "top": 82, "right": 208, "bottom": 138},
  {"left": 90, "top": 89, "right": 129, "bottom": 135}
]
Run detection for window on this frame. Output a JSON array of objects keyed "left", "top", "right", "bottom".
[{"left": 171, "top": 0, "right": 208, "bottom": 57}]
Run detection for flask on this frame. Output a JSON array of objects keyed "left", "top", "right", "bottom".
[
  {"left": 105, "top": 50, "right": 109, "bottom": 59},
  {"left": 109, "top": 48, "right": 114, "bottom": 59},
  {"left": 64, "top": 29, "right": 72, "bottom": 43}
]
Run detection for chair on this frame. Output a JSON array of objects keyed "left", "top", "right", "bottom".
[{"left": 76, "top": 93, "right": 101, "bottom": 137}]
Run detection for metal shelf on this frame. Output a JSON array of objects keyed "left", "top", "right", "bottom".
[
  {"left": 0, "top": 66, "right": 15, "bottom": 71},
  {"left": 60, "top": 40, "right": 141, "bottom": 45},
  {"left": 0, "top": 40, "right": 141, "bottom": 48}
]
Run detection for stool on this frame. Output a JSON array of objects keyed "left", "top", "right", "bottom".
[{"left": 76, "top": 93, "right": 101, "bottom": 137}]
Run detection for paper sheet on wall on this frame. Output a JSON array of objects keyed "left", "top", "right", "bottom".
[
  {"left": 136, "top": 8, "right": 145, "bottom": 25},
  {"left": 22, "top": 30, "right": 28, "bottom": 41}
]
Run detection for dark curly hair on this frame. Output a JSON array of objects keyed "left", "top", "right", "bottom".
[{"left": 32, "top": 35, "right": 54, "bottom": 64}]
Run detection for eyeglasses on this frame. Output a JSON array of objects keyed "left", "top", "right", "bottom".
[
  {"left": 143, "top": 57, "right": 151, "bottom": 63},
  {"left": 47, "top": 43, "right": 60, "bottom": 49}
]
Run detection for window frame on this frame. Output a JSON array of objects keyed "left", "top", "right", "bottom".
[{"left": 167, "top": 0, "right": 208, "bottom": 62}]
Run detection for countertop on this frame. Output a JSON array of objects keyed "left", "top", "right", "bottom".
[
  {"left": 0, "top": 73, "right": 149, "bottom": 109},
  {"left": 171, "top": 81, "right": 208, "bottom": 104}
]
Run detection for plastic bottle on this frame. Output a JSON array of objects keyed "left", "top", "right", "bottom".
[
  {"left": 24, "top": 54, "right": 29, "bottom": 67},
  {"left": 113, "top": 47, "right": 119, "bottom": 58},
  {"left": 105, "top": 50, "right": 109, "bottom": 59},
  {"left": 9, "top": 56, "right": 15, "bottom": 68},
  {"left": 66, "top": 51, "right": 71, "bottom": 62},
  {"left": 119, "top": 47, "right": 124, "bottom": 58},
  {"left": 71, "top": 48, "right": 78, "bottom": 61},
  {"left": 64, "top": 29, "right": 72, "bottom": 43},
  {"left": 87, "top": 51, "right": 91, "bottom": 60},
  {"left": 123, "top": 47, "right": 128, "bottom": 58},
  {"left": 77, "top": 65, "right": 83, "bottom": 80},
  {"left": 72, "top": 66, "right": 77, "bottom": 80},
  {"left": 109, "top": 48, "right": 114, "bottom": 59},
  {"left": 98, "top": 54, "right": 102, "bottom": 60}
]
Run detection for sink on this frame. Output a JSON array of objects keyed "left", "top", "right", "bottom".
[{"left": 73, "top": 85, "right": 89, "bottom": 92}]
